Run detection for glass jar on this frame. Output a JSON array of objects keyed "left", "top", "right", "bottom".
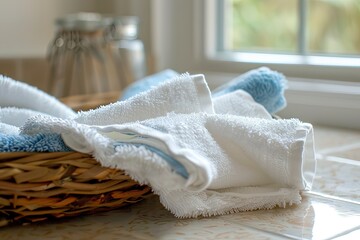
[
  {"left": 108, "top": 16, "right": 147, "bottom": 87},
  {"left": 47, "top": 13, "right": 121, "bottom": 97}
]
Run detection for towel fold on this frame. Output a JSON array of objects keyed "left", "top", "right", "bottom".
[
  {"left": 0, "top": 107, "right": 71, "bottom": 152},
  {"left": 0, "top": 123, "right": 19, "bottom": 135},
  {"left": 213, "top": 89, "right": 272, "bottom": 119},
  {"left": 120, "top": 67, "right": 287, "bottom": 115},
  {"left": 0, "top": 107, "right": 51, "bottom": 131},
  {"left": 21, "top": 73, "right": 316, "bottom": 218},
  {"left": 0, "top": 75, "right": 76, "bottom": 152},
  {"left": 75, "top": 73, "right": 213, "bottom": 125},
  {"left": 0, "top": 75, "right": 76, "bottom": 119}
]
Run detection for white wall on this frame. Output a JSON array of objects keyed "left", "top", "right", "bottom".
[
  {"left": 152, "top": 0, "right": 196, "bottom": 72},
  {"left": 0, "top": 0, "right": 120, "bottom": 57}
]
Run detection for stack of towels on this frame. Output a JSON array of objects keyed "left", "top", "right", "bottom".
[{"left": 0, "top": 67, "right": 316, "bottom": 218}]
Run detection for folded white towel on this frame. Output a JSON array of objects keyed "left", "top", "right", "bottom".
[
  {"left": 0, "top": 107, "right": 50, "bottom": 128},
  {"left": 21, "top": 73, "right": 316, "bottom": 218},
  {"left": 0, "top": 122, "right": 19, "bottom": 135},
  {"left": 75, "top": 73, "right": 213, "bottom": 125},
  {"left": 0, "top": 75, "right": 76, "bottom": 119}
]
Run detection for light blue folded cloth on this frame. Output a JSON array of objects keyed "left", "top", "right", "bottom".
[
  {"left": 0, "top": 133, "right": 71, "bottom": 152},
  {"left": 121, "top": 67, "right": 287, "bottom": 114},
  {"left": 212, "top": 67, "right": 287, "bottom": 114},
  {"left": 120, "top": 69, "right": 179, "bottom": 100}
]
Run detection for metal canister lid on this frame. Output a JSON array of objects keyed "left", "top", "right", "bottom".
[
  {"left": 111, "top": 16, "right": 139, "bottom": 40},
  {"left": 56, "top": 12, "right": 106, "bottom": 31}
]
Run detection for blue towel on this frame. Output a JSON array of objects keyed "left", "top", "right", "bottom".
[
  {"left": 0, "top": 133, "right": 71, "bottom": 152},
  {"left": 212, "top": 67, "right": 287, "bottom": 114}
]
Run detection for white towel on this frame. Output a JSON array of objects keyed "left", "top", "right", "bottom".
[
  {"left": 0, "top": 107, "right": 52, "bottom": 134},
  {"left": 0, "top": 123, "right": 19, "bottom": 135},
  {"left": 21, "top": 73, "right": 316, "bottom": 218},
  {"left": 0, "top": 75, "right": 76, "bottom": 119},
  {"left": 75, "top": 73, "right": 213, "bottom": 125},
  {"left": 213, "top": 89, "right": 272, "bottom": 119}
]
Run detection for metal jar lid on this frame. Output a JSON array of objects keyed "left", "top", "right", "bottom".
[
  {"left": 56, "top": 12, "right": 108, "bottom": 31},
  {"left": 111, "top": 16, "right": 139, "bottom": 40}
]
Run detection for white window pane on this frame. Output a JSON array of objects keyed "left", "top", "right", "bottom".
[
  {"left": 224, "top": 0, "right": 298, "bottom": 53},
  {"left": 308, "top": 0, "right": 360, "bottom": 56}
]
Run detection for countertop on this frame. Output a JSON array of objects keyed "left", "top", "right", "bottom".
[{"left": 0, "top": 123, "right": 359, "bottom": 239}]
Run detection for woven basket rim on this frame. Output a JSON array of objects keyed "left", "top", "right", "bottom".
[{"left": 0, "top": 144, "right": 151, "bottom": 227}]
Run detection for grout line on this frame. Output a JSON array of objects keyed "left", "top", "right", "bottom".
[
  {"left": 235, "top": 223, "right": 303, "bottom": 240},
  {"left": 316, "top": 153, "right": 360, "bottom": 165},
  {"left": 327, "top": 225, "right": 360, "bottom": 240},
  {"left": 317, "top": 142, "right": 360, "bottom": 156},
  {"left": 324, "top": 156, "right": 360, "bottom": 166},
  {"left": 305, "top": 191, "right": 360, "bottom": 205}
]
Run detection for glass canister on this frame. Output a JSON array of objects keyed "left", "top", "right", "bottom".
[
  {"left": 109, "top": 16, "right": 147, "bottom": 87},
  {"left": 47, "top": 13, "right": 121, "bottom": 97}
]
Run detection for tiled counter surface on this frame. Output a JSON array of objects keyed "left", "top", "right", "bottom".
[{"left": 1, "top": 125, "right": 359, "bottom": 240}]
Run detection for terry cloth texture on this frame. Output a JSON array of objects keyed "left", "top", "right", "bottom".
[
  {"left": 0, "top": 75, "right": 75, "bottom": 151},
  {"left": 0, "top": 75, "right": 76, "bottom": 119},
  {"left": 120, "top": 69, "right": 179, "bottom": 100},
  {"left": 120, "top": 67, "right": 287, "bottom": 114},
  {"left": 212, "top": 67, "right": 287, "bottom": 114},
  {"left": 21, "top": 73, "right": 316, "bottom": 218},
  {"left": 0, "top": 133, "right": 71, "bottom": 152}
]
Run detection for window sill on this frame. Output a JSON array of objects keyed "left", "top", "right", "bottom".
[
  {"left": 200, "top": 71, "right": 360, "bottom": 130},
  {"left": 212, "top": 52, "right": 360, "bottom": 68},
  {"left": 279, "top": 78, "right": 360, "bottom": 130}
]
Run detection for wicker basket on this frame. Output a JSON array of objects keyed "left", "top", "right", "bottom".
[{"left": 0, "top": 92, "right": 152, "bottom": 227}]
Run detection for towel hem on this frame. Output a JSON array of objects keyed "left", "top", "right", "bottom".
[{"left": 191, "top": 74, "right": 214, "bottom": 114}]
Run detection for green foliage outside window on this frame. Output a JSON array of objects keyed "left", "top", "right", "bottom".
[{"left": 227, "top": 0, "right": 360, "bottom": 56}]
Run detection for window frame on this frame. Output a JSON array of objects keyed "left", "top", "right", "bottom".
[
  {"left": 151, "top": 0, "right": 360, "bottom": 129},
  {"left": 198, "top": 0, "right": 360, "bottom": 83}
]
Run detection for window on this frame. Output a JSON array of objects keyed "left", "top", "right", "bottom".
[
  {"left": 220, "top": 0, "right": 360, "bottom": 56},
  {"left": 152, "top": 0, "right": 360, "bottom": 128},
  {"left": 203, "top": 0, "right": 360, "bottom": 82}
]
